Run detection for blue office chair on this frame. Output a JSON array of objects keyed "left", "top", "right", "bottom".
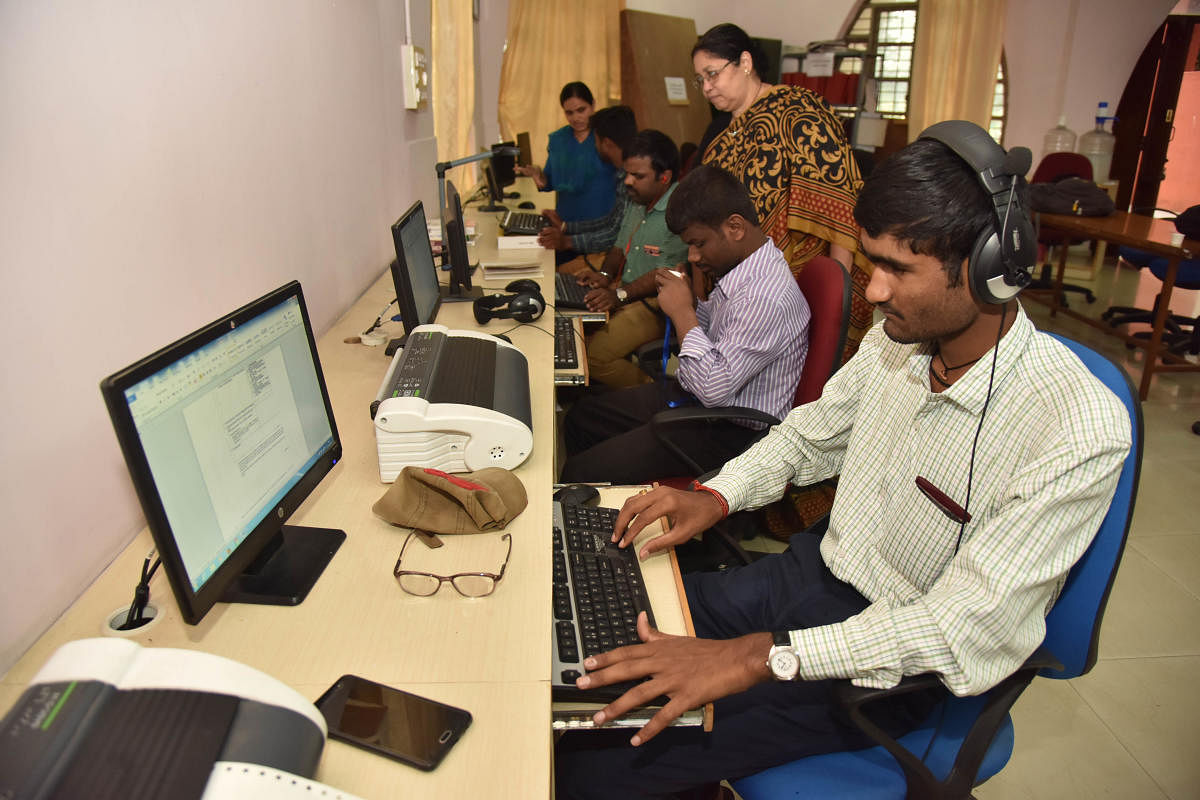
[{"left": 732, "top": 334, "right": 1143, "bottom": 800}]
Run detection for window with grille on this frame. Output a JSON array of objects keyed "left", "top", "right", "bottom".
[{"left": 845, "top": 0, "right": 1007, "bottom": 143}]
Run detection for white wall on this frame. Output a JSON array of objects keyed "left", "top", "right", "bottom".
[
  {"left": 623, "top": 0, "right": 858, "bottom": 49},
  {"left": 0, "top": 0, "right": 435, "bottom": 673},
  {"left": 1004, "top": 0, "right": 1177, "bottom": 157}
]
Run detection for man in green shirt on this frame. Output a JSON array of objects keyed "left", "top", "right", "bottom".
[{"left": 576, "top": 129, "right": 688, "bottom": 387}]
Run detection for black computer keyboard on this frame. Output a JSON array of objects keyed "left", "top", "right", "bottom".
[
  {"left": 552, "top": 502, "right": 656, "bottom": 700},
  {"left": 501, "top": 210, "right": 549, "bottom": 236},
  {"left": 554, "top": 316, "right": 579, "bottom": 370},
  {"left": 554, "top": 272, "right": 591, "bottom": 310}
]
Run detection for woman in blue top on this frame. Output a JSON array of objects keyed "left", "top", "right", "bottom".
[{"left": 518, "top": 82, "right": 617, "bottom": 229}]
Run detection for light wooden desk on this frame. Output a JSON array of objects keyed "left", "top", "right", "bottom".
[{"left": 2, "top": 179, "right": 687, "bottom": 799}]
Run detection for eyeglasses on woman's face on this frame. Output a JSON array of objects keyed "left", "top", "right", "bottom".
[{"left": 692, "top": 60, "right": 735, "bottom": 90}]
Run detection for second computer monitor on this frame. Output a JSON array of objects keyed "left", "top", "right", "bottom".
[
  {"left": 390, "top": 200, "right": 443, "bottom": 339},
  {"left": 443, "top": 180, "right": 478, "bottom": 300}
]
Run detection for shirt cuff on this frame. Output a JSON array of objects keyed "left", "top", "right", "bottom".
[{"left": 791, "top": 622, "right": 859, "bottom": 682}]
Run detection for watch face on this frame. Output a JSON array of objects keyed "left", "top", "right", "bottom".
[{"left": 769, "top": 647, "right": 800, "bottom": 680}]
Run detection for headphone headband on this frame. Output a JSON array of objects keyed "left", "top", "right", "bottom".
[{"left": 917, "top": 121, "right": 1036, "bottom": 304}]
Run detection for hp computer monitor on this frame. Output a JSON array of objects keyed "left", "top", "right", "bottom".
[
  {"left": 443, "top": 180, "right": 480, "bottom": 301},
  {"left": 390, "top": 200, "right": 443, "bottom": 342},
  {"left": 100, "top": 281, "right": 345, "bottom": 625},
  {"left": 480, "top": 162, "right": 507, "bottom": 212},
  {"left": 491, "top": 141, "right": 517, "bottom": 188}
]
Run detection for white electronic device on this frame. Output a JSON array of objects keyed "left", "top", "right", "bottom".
[{"left": 372, "top": 325, "right": 533, "bottom": 482}]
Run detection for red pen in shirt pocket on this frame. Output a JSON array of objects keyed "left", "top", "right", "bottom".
[{"left": 915, "top": 476, "right": 971, "bottom": 524}]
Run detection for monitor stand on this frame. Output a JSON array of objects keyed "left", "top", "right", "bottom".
[
  {"left": 220, "top": 525, "right": 346, "bottom": 607},
  {"left": 440, "top": 283, "right": 484, "bottom": 302},
  {"left": 479, "top": 201, "right": 507, "bottom": 213}
]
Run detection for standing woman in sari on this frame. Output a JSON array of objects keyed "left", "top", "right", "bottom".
[{"left": 694, "top": 23, "right": 874, "bottom": 358}]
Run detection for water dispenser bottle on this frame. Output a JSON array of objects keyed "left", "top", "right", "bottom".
[
  {"left": 1078, "top": 102, "right": 1116, "bottom": 182},
  {"left": 1042, "top": 115, "right": 1077, "bottom": 159}
]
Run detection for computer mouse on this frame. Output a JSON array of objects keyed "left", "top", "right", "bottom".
[
  {"left": 493, "top": 333, "right": 512, "bottom": 344},
  {"left": 518, "top": 201, "right": 537, "bottom": 209},
  {"left": 553, "top": 483, "right": 600, "bottom": 506}
]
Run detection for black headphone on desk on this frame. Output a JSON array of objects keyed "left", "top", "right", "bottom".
[
  {"left": 918, "top": 120, "right": 1037, "bottom": 305},
  {"left": 472, "top": 279, "right": 546, "bottom": 324}
]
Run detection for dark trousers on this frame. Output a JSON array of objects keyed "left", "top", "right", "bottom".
[
  {"left": 554, "top": 535, "right": 943, "bottom": 800},
  {"left": 561, "top": 381, "right": 761, "bottom": 484}
]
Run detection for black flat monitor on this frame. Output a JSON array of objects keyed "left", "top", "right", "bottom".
[
  {"left": 480, "top": 162, "right": 507, "bottom": 212},
  {"left": 491, "top": 141, "right": 518, "bottom": 188},
  {"left": 389, "top": 200, "right": 443, "bottom": 352},
  {"left": 443, "top": 179, "right": 481, "bottom": 302},
  {"left": 516, "top": 132, "right": 532, "bottom": 167},
  {"left": 100, "top": 281, "right": 345, "bottom": 625}
]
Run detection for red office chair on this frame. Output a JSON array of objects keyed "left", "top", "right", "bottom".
[
  {"left": 1026, "top": 152, "right": 1098, "bottom": 305},
  {"left": 649, "top": 256, "right": 852, "bottom": 565}
]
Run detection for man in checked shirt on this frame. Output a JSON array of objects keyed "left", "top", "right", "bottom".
[{"left": 555, "top": 124, "right": 1131, "bottom": 800}]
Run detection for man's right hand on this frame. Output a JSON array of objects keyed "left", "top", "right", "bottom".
[
  {"left": 584, "top": 287, "right": 619, "bottom": 312},
  {"left": 537, "top": 226, "right": 568, "bottom": 250},
  {"left": 612, "top": 486, "right": 726, "bottom": 558}
]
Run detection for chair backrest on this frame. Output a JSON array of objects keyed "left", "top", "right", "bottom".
[
  {"left": 1040, "top": 334, "right": 1142, "bottom": 679},
  {"left": 792, "top": 256, "right": 852, "bottom": 406},
  {"left": 1031, "top": 152, "right": 1093, "bottom": 184}
]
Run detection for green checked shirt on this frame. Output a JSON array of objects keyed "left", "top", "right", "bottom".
[
  {"left": 613, "top": 183, "right": 688, "bottom": 284},
  {"left": 706, "top": 305, "right": 1131, "bottom": 696}
]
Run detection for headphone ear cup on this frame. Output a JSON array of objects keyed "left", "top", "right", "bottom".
[
  {"left": 968, "top": 227, "right": 1006, "bottom": 305},
  {"left": 473, "top": 294, "right": 505, "bottom": 324},
  {"left": 508, "top": 291, "right": 545, "bottom": 322}
]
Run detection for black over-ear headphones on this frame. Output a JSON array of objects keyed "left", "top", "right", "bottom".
[
  {"left": 472, "top": 279, "right": 546, "bottom": 324},
  {"left": 917, "top": 120, "right": 1037, "bottom": 305}
]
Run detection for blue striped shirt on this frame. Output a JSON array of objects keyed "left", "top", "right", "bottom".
[{"left": 676, "top": 239, "right": 809, "bottom": 424}]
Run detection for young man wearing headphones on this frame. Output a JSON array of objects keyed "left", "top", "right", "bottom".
[
  {"left": 554, "top": 122, "right": 1132, "bottom": 800},
  {"left": 571, "top": 129, "right": 691, "bottom": 388}
]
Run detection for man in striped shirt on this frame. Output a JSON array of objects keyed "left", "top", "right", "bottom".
[
  {"left": 555, "top": 127, "right": 1131, "bottom": 799},
  {"left": 560, "top": 164, "right": 809, "bottom": 485}
]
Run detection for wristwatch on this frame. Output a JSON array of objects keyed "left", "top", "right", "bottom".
[
  {"left": 768, "top": 631, "right": 800, "bottom": 681},
  {"left": 614, "top": 287, "right": 629, "bottom": 304}
]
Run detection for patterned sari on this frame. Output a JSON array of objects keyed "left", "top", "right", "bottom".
[{"left": 703, "top": 85, "right": 874, "bottom": 359}]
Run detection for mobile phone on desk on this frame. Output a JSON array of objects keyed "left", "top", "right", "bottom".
[{"left": 315, "top": 674, "right": 472, "bottom": 770}]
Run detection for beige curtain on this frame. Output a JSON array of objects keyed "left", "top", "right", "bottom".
[
  {"left": 432, "top": 0, "right": 477, "bottom": 190},
  {"left": 907, "top": 0, "right": 1005, "bottom": 140},
  {"left": 497, "top": 0, "right": 623, "bottom": 166}
]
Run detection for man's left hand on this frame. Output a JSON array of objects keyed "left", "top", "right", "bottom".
[
  {"left": 585, "top": 287, "right": 620, "bottom": 312},
  {"left": 577, "top": 613, "right": 772, "bottom": 745},
  {"left": 655, "top": 269, "right": 694, "bottom": 317}
]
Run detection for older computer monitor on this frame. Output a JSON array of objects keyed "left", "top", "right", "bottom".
[
  {"left": 389, "top": 200, "right": 443, "bottom": 343},
  {"left": 480, "top": 162, "right": 507, "bottom": 213},
  {"left": 442, "top": 180, "right": 481, "bottom": 301},
  {"left": 100, "top": 281, "right": 344, "bottom": 625}
]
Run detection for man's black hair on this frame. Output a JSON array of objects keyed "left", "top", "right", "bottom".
[
  {"left": 665, "top": 164, "right": 759, "bottom": 234},
  {"left": 590, "top": 106, "right": 637, "bottom": 151},
  {"left": 559, "top": 81, "right": 594, "bottom": 107},
  {"left": 854, "top": 138, "right": 1004, "bottom": 286},
  {"left": 693, "top": 23, "right": 770, "bottom": 81},
  {"left": 623, "top": 129, "right": 680, "bottom": 182}
]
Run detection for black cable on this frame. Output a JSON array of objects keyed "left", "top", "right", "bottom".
[{"left": 119, "top": 550, "right": 161, "bottom": 630}]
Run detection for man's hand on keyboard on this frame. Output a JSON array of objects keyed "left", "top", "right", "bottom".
[
  {"left": 576, "top": 611, "right": 772, "bottom": 745},
  {"left": 584, "top": 287, "right": 620, "bottom": 312},
  {"left": 577, "top": 270, "right": 610, "bottom": 289},
  {"left": 612, "top": 486, "right": 724, "bottom": 558}
]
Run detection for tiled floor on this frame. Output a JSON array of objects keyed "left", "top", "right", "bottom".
[{"left": 730, "top": 249, "right": 1200, "bottom": 798}]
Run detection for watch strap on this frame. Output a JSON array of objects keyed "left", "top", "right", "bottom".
[{"left": 773, "top": 630, "right": 792, "bottom": 647}]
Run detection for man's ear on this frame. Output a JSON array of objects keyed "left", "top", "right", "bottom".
[
  {"left": 722, "top": 214, "right": 748, "bottom": 241},
  {"left": 660, "top": 169, "right": 673, "bottom": 185}
]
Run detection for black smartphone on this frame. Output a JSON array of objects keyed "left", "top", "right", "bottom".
[{"left": 315, "top": 674, "right": 472, "bottom": 771}]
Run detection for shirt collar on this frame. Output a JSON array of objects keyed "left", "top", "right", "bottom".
[
  {"left": 712, "top": 239, "right": 776, "bottom": 298},
  {"left": 646, "top": 182, "right": 676, "bottom": 216},
  {"left": 906, "top": 303, "right": 1034, "bottom": 414}
]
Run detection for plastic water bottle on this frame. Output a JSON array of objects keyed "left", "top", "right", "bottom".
[
  {"left": 1078, "top": 102, "right": 1116, "bottom": 182},
  {"left": 1042, "top": 115, "right": 1077, "bottom": 159}
]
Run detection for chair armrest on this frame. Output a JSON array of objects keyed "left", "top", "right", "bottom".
[
  {"left": 831, "top": 646, "right": 1062, "bottom": 799},
  {"left": 649, "top": 406, "right": 780, "bottom": 477}
]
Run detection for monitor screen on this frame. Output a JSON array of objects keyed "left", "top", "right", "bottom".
[
  {"left": 390, "top": 200, "right": 443, "bottom": 337},
  {"left": 479, "top": 162, "right": 507, "bottom": 213},
  {"left": 516, "top": 132, "right": 532, "bottom": 167},
  {"left": 491, "top": 141, "right": 517, "bottom": 187},
  {"left": 443, "top": 179, "right": 478, "bottom": 299},
  {"left": 100, "top": 281, "right": 344, "bottom": 624}
]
